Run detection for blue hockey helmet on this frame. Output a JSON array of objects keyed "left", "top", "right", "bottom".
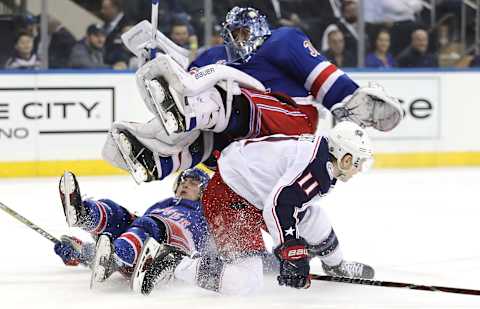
[
  {"left": 173, "top": 168, "right": 210, "bottom": 196},
  {"left": 221, "top": 6, "right": 271, "bottom": 63}
]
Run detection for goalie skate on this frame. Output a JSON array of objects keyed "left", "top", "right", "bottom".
[
  {"left": 90, "top": 235, "right": 117, "bottom": 289},
  {"left": 59, "top": 171, "right": 86, "bottom": 227},
  {"left": 145, "top": 77, "right": 187, "bottom": 135},
  {"left": 111, "top": 130, "right": 159, "bottom": 184},
  {"left": 322, "top": 260, "right": 375, "bottom": 279}
]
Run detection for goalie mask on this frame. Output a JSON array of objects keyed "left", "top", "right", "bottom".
[
  {"left": 221, "top": 6, "right": 271, "bottom": 63},
  {"left": 328, "top": 121, "right": 373, "bottom": 177},
  {"left": 173, "top": 168, "right": 210, "bottom": 199}
]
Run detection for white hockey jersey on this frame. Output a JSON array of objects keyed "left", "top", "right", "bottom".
[{"left": 218, "top": 134, "right": 338, "bottom": 247}]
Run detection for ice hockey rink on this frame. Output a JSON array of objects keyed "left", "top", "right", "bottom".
[{"left": 1, "top": 167, "right": 480, "bottom": 309}]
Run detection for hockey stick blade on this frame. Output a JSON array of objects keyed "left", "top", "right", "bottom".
[
  {"left": 0, "top": 201, "right": 60, "bottom": 244},
  {"left": 310, "top": 274, "right": 480, "bottom": 296}
]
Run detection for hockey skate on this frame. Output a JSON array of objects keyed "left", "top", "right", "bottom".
[
  {"left": 111, "top": 130, "right": 159, "bottom": 184},
  {"left": 131, "top": 237, "right": 186, "bottom": 295},
  {"left": 322, "top": 260, "right": 375, "bottom": 279},
  {"left": 145, "top": 77, "right": 187, "bottom": 135},
  {"left": 90, "top": 234, "right": 117, "bottom": 289},
  {"left": 59, "top": 171, "right": 88, "bottom": 227}
]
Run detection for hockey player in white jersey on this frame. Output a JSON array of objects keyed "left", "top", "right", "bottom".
[{"left": 134, "top": 121, "right": 375, "bottom": 294}]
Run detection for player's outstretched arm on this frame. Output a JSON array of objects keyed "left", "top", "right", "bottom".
[{"left": 54, "top": 235, "right": 95, "bottom": 267}]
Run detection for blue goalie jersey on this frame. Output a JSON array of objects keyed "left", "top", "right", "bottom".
[
  {"left": 144, "top": 197, "right": 209, "bottom": 252},
  {"left": 190, "top": 27, "right": 359, "bottom": 110}
]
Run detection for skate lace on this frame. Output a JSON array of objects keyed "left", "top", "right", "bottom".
[{"left": 339, "top": 261, "right": 363, "bottom": 277}]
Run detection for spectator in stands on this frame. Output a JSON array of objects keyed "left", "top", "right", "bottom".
[
  {"left": 101, "top": 0, "right": 130, "bottom": 65},
  {"left": 169, "top": 18, "right": 193, "bottom": 49},
  {"left": 69, "top": 24, "right": 108, "bottom": 69},
  {"left": 471, "top": 54, "right": 480, "bottom": 67},
  {"left": 47, "top": 17, "right": 76, "bottom": 69},
  {"left": 4, "top": 32, "right": 41, "bottom": 70},
  {"left": 321, "top": 0, "right": 359, "bottom": 61},
  {"left": 109, "top": 23, "right": 138, "bottom": 70},
  {"left": 365, "top": 28, "right": 396, "bottom": 68},
  {"left": 169, "top": 18, "right": 198, "bottom": 58},
  {"left": 15, "top": 14, "right": 40, "bottom": 53},
  {"left": 397, "top": 29, "right": 438, "bottom": 68},
  {"left": 278, "top": 12, "right": 310, "bottom": 34},
  {"left": 324, "top": 29, "right": 357, "bottom": 68},
  {"left": 197, "top": 24, "right": 224, "bottom": 56},
  {"left": 364, "top": 0, "right": 424, "bottom": 57}
]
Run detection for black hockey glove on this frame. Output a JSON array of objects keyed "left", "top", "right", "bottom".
[{"left": 274, "top": 238, "right": 311, "bottom": 289}]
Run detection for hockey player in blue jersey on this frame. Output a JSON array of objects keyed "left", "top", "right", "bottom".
[
  {"left": 122, "top": 6, "right": 402, "bottom": 133},
  {"left": 54, "top": 168, "right": 210, "bottom": 284},
  {"left": 102, "top": 6, "right": 402, "bottom": 184}
]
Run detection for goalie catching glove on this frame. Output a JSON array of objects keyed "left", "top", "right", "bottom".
[
  {"left": 331, "top": 83, "right": 403, "bottom": 132},
  {"left": 274, "top": 238, "right": 311, "bottom": 289}
]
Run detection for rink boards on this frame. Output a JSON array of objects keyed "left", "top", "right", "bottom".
[{"left": 1, "top": 69, "right": 479, "bottom": 177}]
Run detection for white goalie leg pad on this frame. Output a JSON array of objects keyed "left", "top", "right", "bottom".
[
  {"left": 102, "top": 120, "right": 214, "bottom": 181},
  {"left": 121, "top": 20, "right": 190, "bottom": 69},
  {"left": 111, "top": 119, "right": 200, "bottom": 156},
  {"left": 331, "top": 83, "right": 403, "bottom": 132},
  {"left": 136, "top": 54, "right": 266, "bottom": 134},
  {"left": 102, "top": 132, "right": 129, "bottom": 171},
  {"left": 102, "top": 118, "right": 199, "bottom": 172}
]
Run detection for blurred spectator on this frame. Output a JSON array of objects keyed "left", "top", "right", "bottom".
[
  {"left": 471, "top": 54, "right": 480, "bottom": 67},
  {"left": 69, "top": 24, "right": 108, "bottom": 69},
  {"left": 101, "top": 0, "right": 130, "bottom": 65},
  {"left": 324, "top": 29, "right": 357, "bottom": 68},
  {"left": 169, "top": 18, "right": 198, "bottom": 58},
  {"left": 397, "top": 29, "right": 438, "bottom": 67},
  {"left": 434, "top": 19, "right": 461, "bottom": 67},
  {"left": 365, "top": 29, "right": 396, "bottom": 68},
  {"left": 46, "top": 17, "right": 76, "bottom": 68},
  {"left": 14, "top": 14, "right": 40, "bottom": 53},
  {"left": 109, "top": 23, "right": 138, "bottom": 70},
  {"left": 197, "top": 24, "right": 224, "bottom": 56},
  {"left": 4, "top": 32, "right": 41, "bottom": 70},
  {"left": 322, "top": 0, "right": 359, "bottom": 60},
  {"left": 365, "top": 0, "right": 424, "bottom": 56},
  {"left": 169, "top": 18, "right": 193, "bottom": 49},
  {"left": 278, "top": 12, "right": 310, "bottom": 33}
]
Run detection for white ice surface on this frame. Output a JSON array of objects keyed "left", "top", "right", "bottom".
[{"left": 1, "top": 168, "right": 480, "bottom": 308}]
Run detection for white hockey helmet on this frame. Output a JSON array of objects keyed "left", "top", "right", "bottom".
[{"left": 328, "top": 121, "right": 373, "bottom": 171}]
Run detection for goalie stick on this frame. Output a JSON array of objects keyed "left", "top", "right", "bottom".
[
  {"left": 0, "top": 201, "right": 60, "bottom": 244},
  {"left": 311, "top": 274, "right": 480, "bottom": 296}
]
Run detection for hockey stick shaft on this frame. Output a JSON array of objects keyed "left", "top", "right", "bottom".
[
  {"left": 311, "top": 274, "right": 480, "bottom": 296},
  {"left": 0, "top": 201, "right": 60, "bottom": 244},
  {"left": 150, "top": 0, "right": 159, "bottom": 59}
]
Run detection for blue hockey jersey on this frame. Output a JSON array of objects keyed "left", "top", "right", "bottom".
[
  {"left": 144, "top": 197, "right": 209, "bottom": 252},
  {"left": 190, "top": 27, "right": 359, "bottom": 110}
]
